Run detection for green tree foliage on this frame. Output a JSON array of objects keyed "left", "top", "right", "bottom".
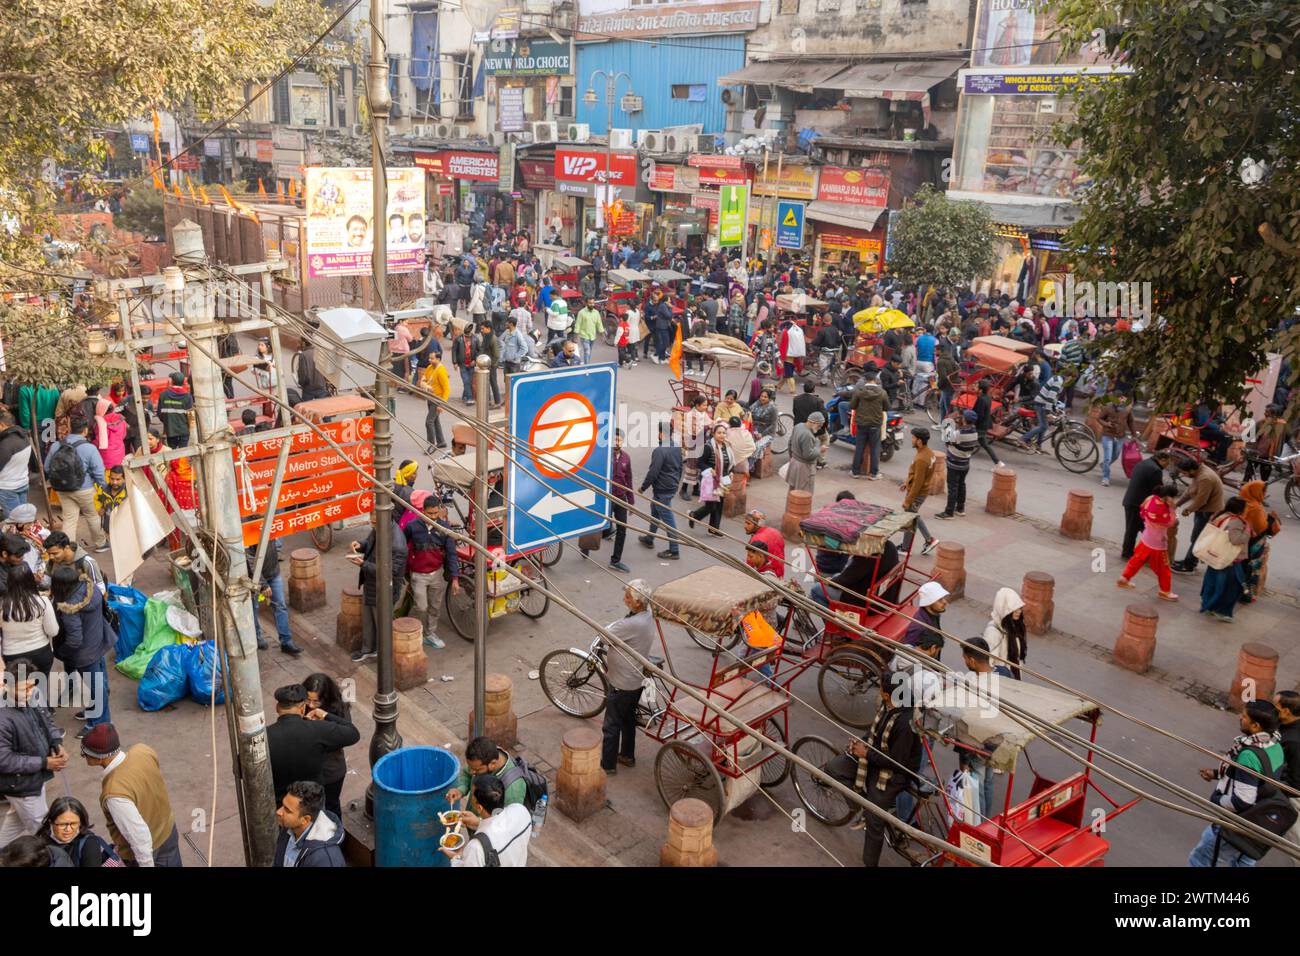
[
  {"left": 1054, "top": 0, "right": 1300, "bottom": 411},
  {"left": 887, "top": 185, "right": 998, "bottom": 291},
  {"left": 116, "top": 188, "right": 166, "bottom": 238}
]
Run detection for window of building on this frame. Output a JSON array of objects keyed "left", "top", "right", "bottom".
[
  {"left": 856, "top": 0, "right": 880, "bottom": 9},
  {"left": 778, "top": 0, "right": 799, "bottom": 13},
  {"left": 557, "top": 84, "right": 575, "bottom": 119},
  {"left": 817, "top": 0, "right": 840, "bottom": 11}
]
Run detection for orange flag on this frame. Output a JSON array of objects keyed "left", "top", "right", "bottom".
[
  {"left": 276, "top": 181, "right": 285, "bottom": 201},
  {"left": 186, "top": 178, "right": 197, "bottom": 203},
  {"left": 217, "top": 183, "right": 237, "bottom": 208},
  {"left": 257, "top": 179, "right": 267, "bottom": 198},
  {"left": 199, "top": 186, "right": 211, "bottom": 204},
  {"left": 668, "top": 321, "right": 683, "bottom": 380},
  {"left": 172, "top": 181, "right": 182, "bottom": 198},
  {"left": 288, "top": 179, "right": 297, "bottom": 199},
  {"left": 151, "top": 170, "right": 165, "bottom": 192},
  {"left": 151, "top": 110, "right": 162, "bottom": 158}
]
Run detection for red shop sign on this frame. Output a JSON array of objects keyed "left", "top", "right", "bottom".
[
  {"left": 694, "top": 163, "right": 749, "bottom": 187},
  {"left": 519, "top": 159, "right": 555, "bottom": 190},
  {"left": 554, "top": 148, "right": 638, "bottom": 185},
  {"left": 235, "top": 442, "right": 374, "bottom": 487},
  {"left": 237, "top": 417, "right": 374, "bottom": 461},
  {"left": 237, "top": 465, "right": 373, "bottom": 518},
  {"left": 687, "top": 153, "right": 745, "bottom": 169},
  {"left": 817, "top": 166, "right": 890, "bottom": 207}
]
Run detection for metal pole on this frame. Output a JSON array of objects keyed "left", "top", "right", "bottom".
[
  {"left": 366, "top": 0, "right": 402, "bottom": 814},
  {"left": 472, "top": 354, "right": 491, "bottom": 737},
  {"left": 179, "top": 266, "right": 278, "bottom": 866}
]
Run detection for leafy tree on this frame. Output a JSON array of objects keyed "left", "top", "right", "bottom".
[
  {"left": 116, "top": 188, "right": 166, "bottom": 238},
  {"left": 1054, "top": 0, "right": 1300, "bottom": 412},
  {"left": 887, "top": 185, "right": 998, "bottom": 292}
]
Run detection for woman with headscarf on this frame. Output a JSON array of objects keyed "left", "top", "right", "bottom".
[
  {"left": 94, "top": 398, "right": 126, "bottom": 470},
  {"left": 678, "top": 396, "right": 712, "bottom": 500},
  {"left": 982, "top": 587, "right": 1027, "bottom": 678},
  {"left": 1238, "top": 480, "right": 1280, "bottom": 603},
  {"left": 687, "top": 423, "right": 733, "bottom": 535},
  {"left": 393, "top": 459, "right": 420, "bottom": 508},
  {"left": 54, "top": 385, "right": 87, "bottom": 444}
]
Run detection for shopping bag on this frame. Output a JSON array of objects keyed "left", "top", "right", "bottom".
[
  {"left": 946, "top": 768, "right": 981, "bottom": 826},
  {"left": 1121, "top": 439, "right": 1142, "bottom": 478},
  {"left": 1192, "top": 517, "right": 1242, "bottom": 570}
]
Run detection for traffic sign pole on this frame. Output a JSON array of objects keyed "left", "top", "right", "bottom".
[{"left": 473, "top": 355, "right": 491, "bottom": 738}]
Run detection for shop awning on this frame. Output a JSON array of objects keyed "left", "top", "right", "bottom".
[
  {"left": 717, "top": 59, "right": 852, "bottom": 93},
  {"left": 806, "top": 201, "right": 885, "bottom": 231},
  {"left": 947, "top": 193, "right": 1080, "bottom": 230},
  {"left": 828, "top": 58, "right": 964, "bottom": 99}
]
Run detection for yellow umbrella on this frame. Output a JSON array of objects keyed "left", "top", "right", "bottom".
[{"left": 853, "top": 307, "right": 915, "bottom": 333}]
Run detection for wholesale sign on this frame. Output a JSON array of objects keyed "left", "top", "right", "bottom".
[
  {"left": 817, "top": 166, "right": 890, "bottom": 207},
  {"left": 305, "top": 169, "right": 425, "bottom": 278},
  {"left": 554, "top": 149, "right": 638, "bottom": 186}
]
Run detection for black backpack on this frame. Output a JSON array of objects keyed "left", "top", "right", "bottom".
[
  {"left": 499, "top": 756, "right": 548, "bottom": 812},
  {"left": 47, "top": 440, "right": 86, "bottom": 492},
  {"left": 1219, "top": 745, "right": 1299, "bottom": 860},
  {"left": 470, "top": 823, "right": 529, "bottom": 868}
]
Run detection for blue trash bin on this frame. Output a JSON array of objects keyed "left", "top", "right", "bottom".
[{"left": 372, "top": 746, "right": 461, "bottom": 867}]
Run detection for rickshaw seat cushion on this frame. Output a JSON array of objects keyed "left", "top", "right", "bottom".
[
  {"left": 1027, "top": 830, "right": 1109, "bottom": 868},
  {"left": 676, "top": 678, "right": 786, "bottom": 732}
]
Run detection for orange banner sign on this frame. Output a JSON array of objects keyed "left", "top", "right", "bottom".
[
  {"left": 238, "top": 418, "right": 374, "bottom": 461},
  {"left": 240, "top": 491, "right": 374, "bottom": 545},
  {"left": 235, "top": 443, "right": 374, "bottom": 487},
  {"left": 238, "top": 468, "right": 373, "bottom": 519}
]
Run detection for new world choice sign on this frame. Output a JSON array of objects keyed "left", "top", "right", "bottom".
[{"left": 507, "top": 364, "right": 617, "bottom": 553}]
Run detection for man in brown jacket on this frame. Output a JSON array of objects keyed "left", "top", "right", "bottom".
[
  {"left": 1171, "top": 457, "right": 1225, "bottom": 574},
  {"left": 899, "top": 426, "right": 938, "bottom": 555},
  {"left": 81, "top": 723, "right": 181, "bottom": 866},
  {"left": 1096, "top": 396, "right": 1139, "bottom": 486}
]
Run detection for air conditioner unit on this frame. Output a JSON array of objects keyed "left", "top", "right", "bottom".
[
  {"left": 532, "top": 121, "right": 558, "bottom": 142},
  {"left": 352, "top": 123, "right": 366, "bottom": 136},
  {"left": 411, "top": 124, "right": 432, "bottom": 137},
  {"left": 690, "top": 135, "right": 717, "bottom": 154},
  {"left": 507, "top": 131, "right": 533, "bottom": 144},
  {"left": 551, "top": 8, "right": 575, "bottom": 29},
  {"left": 522, "top": 0, "right": 551, "bottom": 13},
  {"left": 608, "top": 128, "right": 633, "bottom": 149},
  {"left": 453, "top": 125, "right": 471, "bottom": 138},
  {"left": 636, "top": 128, "right": 661, "bottom": 147},
  {"left": 664, "top": 133, "right": 688, "bottom": 153},
  {"left": 433, "top": 122, "right": 455, "bottom": 138},
  {"left": 565, "top": 123, "right": 590, "bottom": 143},
  {"left": 489, "top": 131, "right": 506, "bottom": 145}
]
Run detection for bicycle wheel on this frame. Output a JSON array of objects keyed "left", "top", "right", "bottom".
[
  {"left": 780, "top": 604, "right": 824, "bottom": 651},
  {"left": 516, "top": 558, "right": 550, "bottom": 619},
  {"left": 1284, "top": 477, "right": 1300, "bottom": 520},
  {"left": 655, "top": 741, "right": 725, "bottom": 824},
  {"left": 539, "top": 539, "right": 563, "bottom": 567},
  {"left": 771, "top": 412, "right": 795, "bottom": 456},
  {"left": 790, "top": 735, "right": 855, "bottom": 827},
  {"left": 756, "top": 715, "right": 791, "bottom": 788},
  {"left": 310, "top": 523, "right": 334, "bottom": 551},
  {"left": 923, "top": 389, "right": 943, "bottom": 425},
  {"left": 687, "top": 625, "right": 742, "bottom": 653},
  {"left": 818, "top": 648, "right": 881, "bottom": 728},
  {"left": 539, "top": 648, "right": 608, "bottom": 718},
  {"left": 890, "top": 794, "right": 952, "bottom": 867},
  {"left": 445, "top": 573, "right": 476, "bottom": 641},
  {"left": 1054, "top": 426, "right": 1099, "bottom": 474}
]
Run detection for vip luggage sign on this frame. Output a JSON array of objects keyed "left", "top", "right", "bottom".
[
  {"left": 507, "top": 364, "right": 616, "bottom": 552},
  {"left": 776, "top": 200, "right": 805, "bottom": 249}
]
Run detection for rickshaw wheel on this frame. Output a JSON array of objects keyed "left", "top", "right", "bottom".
[
  {"left": 818, "top": 648, "right": 882, "bottom": 728},
  {"left": 517, "top": 558, "right": 550, "bottom": 619},
  {"left": 539, "top": 648, "right": 607, "bottom": 718},
  {"left": 539, "top": 539, "right": 563, "bottom": 567},
  {"left": 790, "top": 735, "right": 855, "bottom": 827},
  {"left": 655, "top": 741, "right": 725, "bottom": 824},
  {"left": 310, "top": 523, "right": 334, "bottom": 551},
  {"left": 923, "top": 390, "right": 943, "bottom": 425},
  {"left": 1054, "top": 426, "right": 1099, "bottom": 474},
  {"left": 686, "top": 625, "right": 742, "bottom": 653},
  {"left": 445, "top": 575, "right": 476, "bottom": 641},
  {"left": 1286, "top": 477, "right": 1300, "bottom": 520},
  {"left": 757, "top": 716, "right": 791, "bottom": 788},
  {"left": 771, "top": 413, "right": 795, "bottom": 456}
]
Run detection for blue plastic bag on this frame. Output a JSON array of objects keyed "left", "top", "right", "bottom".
[
  {"left": 107, "top": 585, "right": 148, "bottom": 661},
  {"left": 138, "top": 644, "right": 192, "bottom": 712},
  {"left": 186, "top": 640, "right": 226, "bottom": 706}
]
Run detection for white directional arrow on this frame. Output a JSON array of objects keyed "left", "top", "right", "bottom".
[{"left": 526, "top": 488, "right": 598, "bottom": 523}]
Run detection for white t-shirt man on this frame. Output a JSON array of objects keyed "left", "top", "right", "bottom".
[{"left": 454, "top": 804, "right": 532, "bottom": 867}]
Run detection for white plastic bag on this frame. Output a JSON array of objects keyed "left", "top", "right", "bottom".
[{"left": 946, "top": 769, "right": 981, "bottom": 826}]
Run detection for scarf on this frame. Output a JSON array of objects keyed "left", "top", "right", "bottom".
[
  {"left": 1240, "top": 480, "right": 1270, "bottom": 536},
  {"left": 1220, "top": 730, "right": 1280, "bottom": 776},
  {"left": 862, "top": 704, "right": 905, "bottom": 792},
  {"left": 395, "top": 461, "right": 419, "bottom": 486}
]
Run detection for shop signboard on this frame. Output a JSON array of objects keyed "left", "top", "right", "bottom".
[
  {"left": 303, "top": 167, "right": 425, "bottom": 277},
  {"left": 498, "top": 143, "right": 516, "bottom": 193},
  {"left": 554, "top": 148, "right": 638, "bottom": 186},
  {"left": 688, "top": 153, "right": 745, "bottom": 169},
  {"left": 499, "top": 87, "right": 526, "bottom": 132},
  {"left": 648, "top": 163, "right": 700, "bottom": 193},
  {"left": 255, "top": 139, "right": 274, "bottom": 163},
  {"left": 519, "top": 159, "right": 555, "bottom": 190},
  {"left": 718, "top": 184, "right": 748, "bottom": 247},
  {"left": 483, "top": 39, "right": 572, "bottom": 76},
  {"left": 753, "top": 163, "right": 817, "bottom": 200},
  {"left": 817, "top": 166, "right": 890, "bottom": 207},
  {"left": 576, "top": 0, "right": 760, "bottom": 39},
  {"left": 693, "top": 160, "right": 749, "bottom": 187}
]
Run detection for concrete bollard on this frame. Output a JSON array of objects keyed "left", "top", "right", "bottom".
[
  {"left": 1229, "top": 643, "right": 1279, "bottom": 712},
  {"left": 753, "top": 444, "right": 776, "bottom": 479},
  {"left": 288, "top": 548, "right": 328, "bottom": 611},
  {"left": 985, "top": 465, "right": 1017, "bottom": 516},
  {"left": 660, "top": 798, "right": 718, "bottom": 867},
  {"left": 467, "top": 673, "right": 518, "bottom": 747},
  {"left": 780, "top": 488, "right": 813, "bottom": 541},
  {"left": 393, "top": 616, "right": 427, "bottom": 691},
  {"left": 1059, "top": 489, "right": 1094, "bottom": 540},
  {"left": 932, "top": 542, "right": 965, "bottom": 599},
  {"left": 1113, "top": 603, "right": 1158, "bottom": 674},
  {"left": 556, "top": 726, "right": 606, "bottom": 823},
  {"left": 335, "top": 586, "right": 364, "bottom": 653},
  {"left": 927, "top": 452, "right": 947, "bottom": 497},
  {"left": 721, "top": 471, "right": 749, "bottom": 518},
  {"left": 1021, "top": 572, "right": 1055, "bottom": 635}
]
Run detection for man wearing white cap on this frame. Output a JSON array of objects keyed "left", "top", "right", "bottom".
[{"left": 903, "top": 581, "right": 948, "bottom": 649}]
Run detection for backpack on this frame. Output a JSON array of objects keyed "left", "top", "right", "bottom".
[
  {"left": 1218, "top": 745, "right": 1298, "bottom": 860},
  {"left": 47, "top": 440, "right": 87, "bottom": 492},
  {"left": 469, "top": 823, "right": 529, "bottom": 868},
  {"left": 499, "top": 756, "right": 548, "bottom": 812}
]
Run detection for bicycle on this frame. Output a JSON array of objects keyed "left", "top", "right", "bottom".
[{"left": 539, "top": 635, "right": 673, "bottom": 728}]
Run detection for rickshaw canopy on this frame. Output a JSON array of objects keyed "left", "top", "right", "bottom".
[
  {"left": 682, "top": 334, "right": 756, "bottom": 368},
  {"left": 293, "top": 395, "right": 376, "bottom": 420},
  {"left": 651, "top": 566, "right": 781, "bottom": 638},
  {"left": 554, "top": 255, "right": 590, "bottom": 269},
  {"left": 432, "top": 450, "right": 506, "bottom": 489},
  {"left": 647, "top": 269, "right": 691, "bottom": 282},
  {"left": 799, "top": 500, "right": 917, "bottom": 556},
  {"left": 776, "top": 293, "right": 828, "bottom": 314},
  {"left": 972, "top": 334, "right": 1037, "bottom": 355},
  {"left": 853, "top": 307, "right": 915, "bottom": 333},
  {"left": 921, "top": 677, "right": 1099, "bottom": 772},
  {"left": 608, "top": 267, "right": 653, "bottom": 284},
  {"left": 965, "top": 342, "right": 1028, "bottom": 373}
]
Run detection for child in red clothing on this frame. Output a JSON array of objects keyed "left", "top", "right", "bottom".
[{"left": 1118, "top": 483, "right": 1180, "bottom": 600}]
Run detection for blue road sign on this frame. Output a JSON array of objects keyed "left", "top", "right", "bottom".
[
  {"left": 130, "top": 133, "right": 150, "bottom": 154},
  {"left": 507, "top": 363, "right": 616, "bottom": 553},
  {"left": 776, "top": 200, "right": 805, "bottom": 249}
]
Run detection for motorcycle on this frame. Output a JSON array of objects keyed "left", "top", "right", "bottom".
[{"left": 825, "top": 387, "right": 905, "bottom": 463}]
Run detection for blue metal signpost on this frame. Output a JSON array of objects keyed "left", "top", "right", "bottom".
[
  {"left": 507, "top": 363, "right": 617, "bottom": 553},
  {"left": 776, "top": 200, "right": 805, "bottom": 249}
]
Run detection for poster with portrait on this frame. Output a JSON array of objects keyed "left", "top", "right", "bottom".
[
  {"left": 304, "top": 167, "right": 426, "bottom": 278},
  {"left": 974, "top": 0, "right": 1037, "bottom": 67},
  {"left": 290, "top": 84, "right": 328, "bottom": 127}
]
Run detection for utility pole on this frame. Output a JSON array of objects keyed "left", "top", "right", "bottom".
[
  {"left": 176, "top": 245, "right": 278, "bottom": 866},
  {"left": 471, "top": 354, "right": 491, "bottom": 736},
  {"left": 365, "top": 0, "right": 402, "bottom": 814}
]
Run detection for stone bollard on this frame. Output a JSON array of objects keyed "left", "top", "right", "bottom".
[
  {"left": 932, "top": 542, "right": 965, "bottom": 599},
  {"left": 1113, "top": 603, "right": 1158, "bottom": 674},
  {"left": 1059, "top": 489, "right": 1094, "bottom": 540},
  {"left": 753, "top": 444, "right": 775, "bottom": 479},
  {"left": 660, "top": 797, "right": 717, "bottom": 867},
  {"left": 985, "top": 465, "right": 1017, "bottom": 516},
  {"left": 393, "top": 616, "right": 427, "bottom": 691},
  {"left": 556, "top": 726, "right": 605, "bottom": 823},
  {"left": 1021, "top": 571, "right": 1055, "bottom": 635},
  {"left": 1229, "top": 643, "right": 1279, "bottom": 712},
  {"left": 288, "top": 548, "right": 328, "bottom": 611},
  {"left": 780, "top": 488, "right": 813, "bottom": 541},
  {"left": 467, "top": 673, "right": 518, "bottom": 747},
  {"left": 335, "top": 586, "right": 364, "bottom": 653},
  {"left": 722, "top": 471, "right": 749, "bottom": 518},
  {"left": 927, "top": 452, "right": 947, "bottom": 497}
]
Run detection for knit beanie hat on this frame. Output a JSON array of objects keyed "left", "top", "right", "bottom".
[{"left": 80, "top": 723, "right": 121, "bottom": 759}]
